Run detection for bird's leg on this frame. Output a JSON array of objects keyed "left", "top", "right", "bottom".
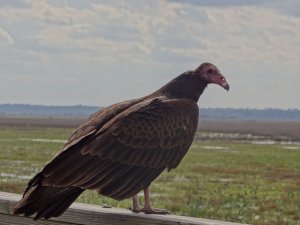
[
  {"left": 131, "top": 187, "right": 170, "bottom": 214},
  {"left": 131, "top": 194, "right": 142, "bottom": 211}
]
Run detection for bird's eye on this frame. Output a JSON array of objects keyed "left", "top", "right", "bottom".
[{"left": 207, "top": 69, "right": 213, "bottom": 74}]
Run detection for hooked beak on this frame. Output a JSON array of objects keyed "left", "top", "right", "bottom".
[
  {"left": 220, "top": 81, "right": 230, "bottom": 91},
  {"left": 214, "top": 74, "right": 230, "bottom": 91}
]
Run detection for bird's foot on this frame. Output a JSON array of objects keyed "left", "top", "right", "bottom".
[
  {"left": 130, "top": 188, "right": 171, "bottom": 215},
  {"left": 131, "top": 207, "right": 171, "bottom": 215}
]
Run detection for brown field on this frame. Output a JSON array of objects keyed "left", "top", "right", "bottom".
[
  {"left": 1, "top": 116, "right": 300, "bottom": 141},
  {"left": 1, "top": 116, "right": 300, "bottom": 225},
  {"left": 199, "top": 119, "right": 300, "bottom": 141},
  {"left": 0, "top": 117, "right": 85, "bottom": 128}
]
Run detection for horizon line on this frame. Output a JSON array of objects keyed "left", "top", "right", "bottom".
[{"left": 0, "top": 103, "right": 300, "bottom": 111}]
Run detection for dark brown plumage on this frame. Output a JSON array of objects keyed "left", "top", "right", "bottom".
[{"left": 13, "top": 62, "right": 229, "bottom": 219}]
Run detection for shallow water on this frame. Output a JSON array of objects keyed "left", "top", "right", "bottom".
[
  {"left": 0, "top": 172, "right": 32, "bottom": 180},
  {"left": 18, "top": 138, "right": 66, "bottom": 143}
]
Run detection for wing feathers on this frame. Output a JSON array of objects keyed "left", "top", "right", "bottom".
[
  {"left": 78, "top": 98, "right": 198, "bottom": 169},
  {"left": 73, "top": 160, "right": 112, "bottom": 187},
  {"left": 110, "top": 167, "right": 164, "bottom": 200},
  {"left": 79, "top": 163, "right": 117, "bottom": 189},
  {"left": 35, "top": 98, "right": 198, "bottom": 202}
]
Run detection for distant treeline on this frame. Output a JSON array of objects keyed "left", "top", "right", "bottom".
[
  {"left": 200, "top": 108, "right": 300, "bottom": 121},
  {"left": 0, "top": 104, "right": 102, "bottom": 118},
  {"left": 1, "top": 104, "right": 300, "bottom": 121}
]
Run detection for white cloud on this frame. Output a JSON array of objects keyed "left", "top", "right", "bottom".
[
  {"left": 0, "top": 0, "right": 299, "bottom": 108},
  {"left": 156, "top": 5, "right": 300, "bottom": 67}
]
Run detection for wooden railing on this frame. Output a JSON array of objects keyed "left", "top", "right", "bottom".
[{"left": 0, "top": 191, "right": 249, "bottom": 225}]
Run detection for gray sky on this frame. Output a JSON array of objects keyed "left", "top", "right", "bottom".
[{"left": 0, "top": 0, "right": 299, "bottom": 109}]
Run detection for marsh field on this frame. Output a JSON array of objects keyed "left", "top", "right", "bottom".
[{"left": 0, "top": 117, "right": 300, "bottom": 225}]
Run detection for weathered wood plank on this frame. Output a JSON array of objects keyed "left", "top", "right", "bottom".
[
  {"left": 0, "top": 214, "right": 73, "bottom": 225},
  {"left": 0, "top": 191, "right": 250, "bottom": 225}
]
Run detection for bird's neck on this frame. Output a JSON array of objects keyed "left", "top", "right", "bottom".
[{"left": 149, "top": 71, "right": 208, "bottom": 102}]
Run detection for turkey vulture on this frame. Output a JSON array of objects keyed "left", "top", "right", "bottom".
[{"left": 14, "top": 62, "right": 229, "bottom": 219}]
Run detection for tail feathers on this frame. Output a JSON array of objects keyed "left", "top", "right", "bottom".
[{"left": 14, "top": 184, "right": 84, "bottom": 220}]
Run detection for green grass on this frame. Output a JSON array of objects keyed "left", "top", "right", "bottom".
[{"left": 1, "top": 127, "right": 300, "bottom": 225}]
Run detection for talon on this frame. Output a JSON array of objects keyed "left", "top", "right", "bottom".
[
  {"left": 130, "top": 187, "right": 171, "bottom": 215},
  {"left": 130, "top": 206, "right": 142, "bottom": 213},
  {"left": 131, "top": 194, "right": 142, "bottom": 213}
]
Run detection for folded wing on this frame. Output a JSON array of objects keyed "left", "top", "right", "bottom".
[{"left": 40, "top": 98, "right": 199, "bottom": 200}]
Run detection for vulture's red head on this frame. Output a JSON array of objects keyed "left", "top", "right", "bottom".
[{"left": 196, "top": 62, "right": 230, "bottom": 91}]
